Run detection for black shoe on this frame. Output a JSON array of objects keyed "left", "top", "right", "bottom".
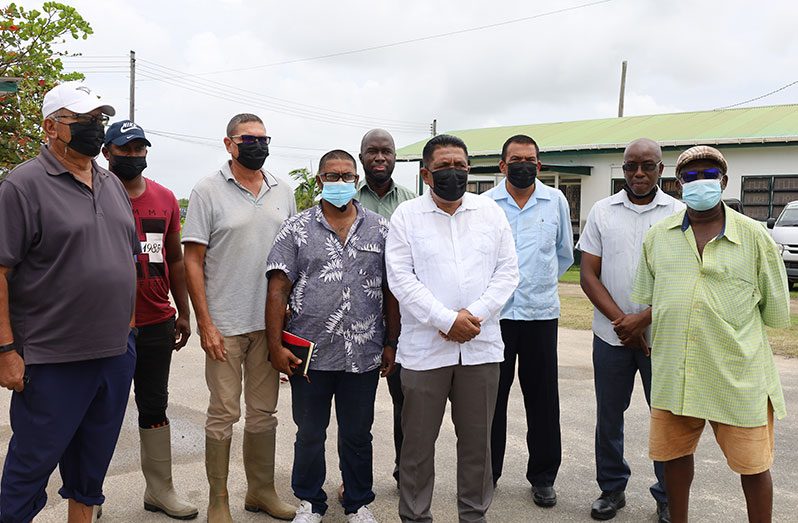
[
  {"left": 590, "top": 491, "right": 626, "bottom": 520},
  {"left": 531, "top": 485, "right": 557, "bottom": 507},
  {"left": 656, "top": 501, "right": 671, "bottom": 523}
]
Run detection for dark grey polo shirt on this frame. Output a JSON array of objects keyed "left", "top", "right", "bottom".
[{"left": 0, "top": 145, "right": 138, "bottom": 364}]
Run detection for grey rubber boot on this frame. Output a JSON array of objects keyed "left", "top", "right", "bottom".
[
  {"left": 242, "top": 430, "right": 296, "bottom": 520},
  {"left": 140, "top": 425, "right": 199, "bottom": 520}
]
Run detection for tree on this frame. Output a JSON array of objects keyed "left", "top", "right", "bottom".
[
  {"left": 1, "top": 2, "right": 92, "bottom": 178},
  {"left": 290, "top": 167, "right": 320, "bottom": 211}
]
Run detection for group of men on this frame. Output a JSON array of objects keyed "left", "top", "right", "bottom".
[{"left": 0, "top": 80, "right": 790, "bottom": 523}]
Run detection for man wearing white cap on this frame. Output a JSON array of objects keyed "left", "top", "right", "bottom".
[{"left": 0, "top": 81, "right": 138, "bottom": 523}]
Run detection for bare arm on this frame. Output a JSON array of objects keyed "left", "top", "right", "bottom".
[
  {"left": 0, "top": 266, "right": 24, "bottom": 392},
  {"left": 183, "top": 242, "right": 226, "bottom": 361},
  {"left": 165, "top": 232, "right": 191, "bottom": 350},
  {"left": 265, "top": 271, "right": 301, "bottom": 375},
  {"left": 580, "top": 252, "right": 624, "bottom": 322}
]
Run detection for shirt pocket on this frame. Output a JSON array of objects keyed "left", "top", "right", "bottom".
[
  {"left": 410, "top": 230, "right": 444, "bottom": 281},
  {"left": 538, "top": 220, "right": 558, "bottom": 255},
  {"left": 707, "top": 275, "right": 759, "bottom": 329}
]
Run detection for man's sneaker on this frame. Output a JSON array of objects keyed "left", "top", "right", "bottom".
[
  {"left": 346, "top": 505, "right": 378, "bottom": 523},
  {"left": 293, "top": 500, "right": 323, "bottom": 523}
]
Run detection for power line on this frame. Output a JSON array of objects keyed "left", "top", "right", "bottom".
[
  {"left": 134, "top": 67, "right": 429, "bottom": 132},
  {"left": 716, "top": 80, "right": 798, "bottom": 110},
  {"left": 145, "top": 129, "right": 330, "bottom": 154},
  {"left": 136, "top": 59, "right": 428, "bottom": 128},
  {"left": 158, "top": 0, "right": 616, "bottom": 77}
]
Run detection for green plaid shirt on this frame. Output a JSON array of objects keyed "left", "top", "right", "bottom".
[{"left": 632, "top": 205, "right": 790, "bottom": 427}]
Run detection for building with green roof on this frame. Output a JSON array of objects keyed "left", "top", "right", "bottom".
[{"left": 397, "top": 104, "right": 798, "bottom": 231}]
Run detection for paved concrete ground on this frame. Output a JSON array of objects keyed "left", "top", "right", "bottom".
[{"left": 2, "top": 327, "right": 796, "bottom": 522}]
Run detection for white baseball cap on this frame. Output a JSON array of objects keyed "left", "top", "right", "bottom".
[{"left": 42, "top": 81, "right": 115, "bottom": 119}]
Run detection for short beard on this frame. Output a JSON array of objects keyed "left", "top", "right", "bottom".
[{"left": 366, "top": 170, "right": 392, "bottom": 186}]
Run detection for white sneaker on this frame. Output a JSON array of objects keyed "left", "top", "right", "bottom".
[
  {"left": 346, "top": 505, "right": 378, "bottom": 523},
  {"left": 293, "top": 500, "right": 323, "bottom": 523}
]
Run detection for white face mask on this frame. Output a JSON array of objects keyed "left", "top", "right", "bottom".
[{"left": 681, "top": 179, "right": 722, "bottom": 211}]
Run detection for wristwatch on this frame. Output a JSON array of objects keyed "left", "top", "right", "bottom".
[
  {"left": 0, "top": 343, "right": 16, "bottom": 354},
  {"left": 384, "top": 338, "right": 399, "bottom": 351}
]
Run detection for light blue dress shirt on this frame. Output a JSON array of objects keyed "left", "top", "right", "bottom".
[{"left": 484, "top": 179, "right": 574, "bottom": 320}]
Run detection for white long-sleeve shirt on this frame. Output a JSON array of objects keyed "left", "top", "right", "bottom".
[{"left": 386, "top": 192, "right": 519, "bottom": 371}]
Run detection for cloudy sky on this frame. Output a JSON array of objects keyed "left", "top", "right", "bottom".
[{"left": 34, "top": 0, "right": 798, "bottom": 197}]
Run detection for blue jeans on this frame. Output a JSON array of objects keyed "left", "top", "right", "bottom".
[
  {"left": 0, "top": 332, "right": 136, "bottom": 522},
  {"left": 290, "top": 368, "right": 379, "bottom": 515},
  {"left": 593, "top": 335, "right": 666, "bottom": 503}
]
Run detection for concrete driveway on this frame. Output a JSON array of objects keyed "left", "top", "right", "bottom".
[{"left": 1, "top": 327, "right": 796, "bottom": 522}]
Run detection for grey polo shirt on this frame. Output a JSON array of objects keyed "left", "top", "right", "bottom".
[
  {"left": 0, "top": 145, "right": 139, "bottom": 364},
  {"left": 182, "top": 162, "right": 296, "bottom": 337}
]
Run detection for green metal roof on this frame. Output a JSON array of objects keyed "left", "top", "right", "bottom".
[{"left": 396, "top": 104, "right": 798, "bottom": 160}]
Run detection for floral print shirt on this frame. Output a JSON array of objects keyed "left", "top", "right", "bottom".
[{"left": 266, "top": 202, "right": 388, "bottom": 373}]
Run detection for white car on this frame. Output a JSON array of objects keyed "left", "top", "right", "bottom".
[{"left": 768, "top": 200, "right": 798, "bottom": 290}]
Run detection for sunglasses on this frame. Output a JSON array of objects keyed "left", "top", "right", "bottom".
[
  {"left": 230, "top": 134, "right": 271, "bottom": 146},
  {"left": 679, "top": 167, "right": 723, "bottom": 183},
  {"left": 622, "top": 161, "right": 662, "bottom": 174}
]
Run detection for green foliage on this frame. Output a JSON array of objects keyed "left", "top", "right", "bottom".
[
  {"left": 290, "top": 167, "right": 319, "bottom": 211},
  {"left": 0, "top": 2, "right": 93, "bottom": 178}
]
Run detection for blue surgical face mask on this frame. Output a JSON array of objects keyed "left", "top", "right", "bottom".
[
  {"left": 681, "top": 178, "right": 722, "bottom": 211},
  {"left": 321, "top": 180, "right": 357, "bottom": 209}
]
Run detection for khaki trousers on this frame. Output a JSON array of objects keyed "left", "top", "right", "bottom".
[
  {"left": 205, "top": 330, "right": 279, "bottom": 440},
  {"left": 399, "top": 363, "right": 500, "bottom": 523}
]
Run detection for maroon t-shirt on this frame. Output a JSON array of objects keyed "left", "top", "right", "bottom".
[{"left": 131, "top": 178, "right": 181, "bottom": 326}]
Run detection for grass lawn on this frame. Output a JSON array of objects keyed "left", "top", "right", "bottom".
[
  {"left": 559, "top": 265, "right": 581, "bottom": 285},
  {"left": 558, "top": 270, "right": 798, "bottom": 358}
]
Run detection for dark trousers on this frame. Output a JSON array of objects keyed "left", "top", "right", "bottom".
[
  {"left": 386, "top": 364, "right": 403, "bottom": 482},
  {"left": 593, "top": 335, "right": 666, "bottom": 502},
  {"left": 290, "top": 369, "right": 379, "bottom": 516},
  {"left": 133, "top": 317, "right": 175, "bottom": 428},
  {"left": 0, "top": 333, "right": 136, "bottom": 523},
  {"left": 491, "top": 319, "right": 561, "bottom": 487}
]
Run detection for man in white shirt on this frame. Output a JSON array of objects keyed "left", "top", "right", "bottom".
[
  {"left": 386, "top": 134, "right": 519, "bottom": 522},
  {"left": 576, "top": 138, "right": 683, "bottom": 523}
]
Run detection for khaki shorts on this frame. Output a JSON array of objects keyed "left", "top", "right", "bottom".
[{"left": 649, "top": 403, "right": 774, "bottom": 475}]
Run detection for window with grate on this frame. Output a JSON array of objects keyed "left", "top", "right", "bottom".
[{"left": 741, "top": 176, "right": 798, "bottom": 220}]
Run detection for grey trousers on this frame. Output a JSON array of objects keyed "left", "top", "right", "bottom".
[{"left": 399, "top": 363, "right": 500, "bottom": 523}]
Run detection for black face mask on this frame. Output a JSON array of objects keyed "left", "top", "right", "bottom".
[
  {"left": 430, "top": 168, "right": 468, "bottom": 202},
  {"left": 235, "top": 142, "right": 269, "bottom": 170},
  {"left": 110, "top": 155, "right": 147, "bottom": 181},
  {"left": 506, "top": 161, "right": 537, "bottom": 189},
  {"left": 67, "top": 121, "right": 105, "bottom": 157},
  {"left": 623, "top": 183, "right": 658, "bottom": 201}
]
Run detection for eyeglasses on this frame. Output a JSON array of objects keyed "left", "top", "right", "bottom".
[
  {"left": 679, "top": 167, "right": 723, "bottom": 183},
  {"left": 51, "top": 113, "right": 110, "bottom": 126},
  {"left": 230, "top": 134, "right": 271, "bottom": 146},
  {"left": 320, "top": 172, "right": 357, "bottom": 182},
  {"left": 622, "top": 161, "right": 662, "bottom": 174}
]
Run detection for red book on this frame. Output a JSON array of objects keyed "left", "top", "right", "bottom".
[{"left": 281, "top": 331, "right": 316, "bottom": 377}]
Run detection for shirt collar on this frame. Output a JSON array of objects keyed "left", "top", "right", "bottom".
[
  {"left": 219, "top": 160, "right": 276, "bottom": 188},
  {"left": 358, "top": 179, "right": 397, "bottom": 197},
  {"left": 676, "top": 204, "right": 740, "bottom": 244},
  {"left": 610, "top": 186, "right": 671, "bottom": 207},
  {"left": 419, "top": 190, "right": 479, "bottom": 213},
  {"left": 489, "top": 178, "right": 551, "bottom": 202},
  {"left": 40, "top": 145, "right": 105, "bottom": 178}
]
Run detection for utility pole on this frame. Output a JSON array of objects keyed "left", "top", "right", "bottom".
[
  {"left": 617, "top": 60, "right": 627, "bottom": 118},
  {"left": 129, "top": 50, "right": 136, "bottom": 122},
  {"left": 430, "top": 118, "right": 437, "bottom": 136}
]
